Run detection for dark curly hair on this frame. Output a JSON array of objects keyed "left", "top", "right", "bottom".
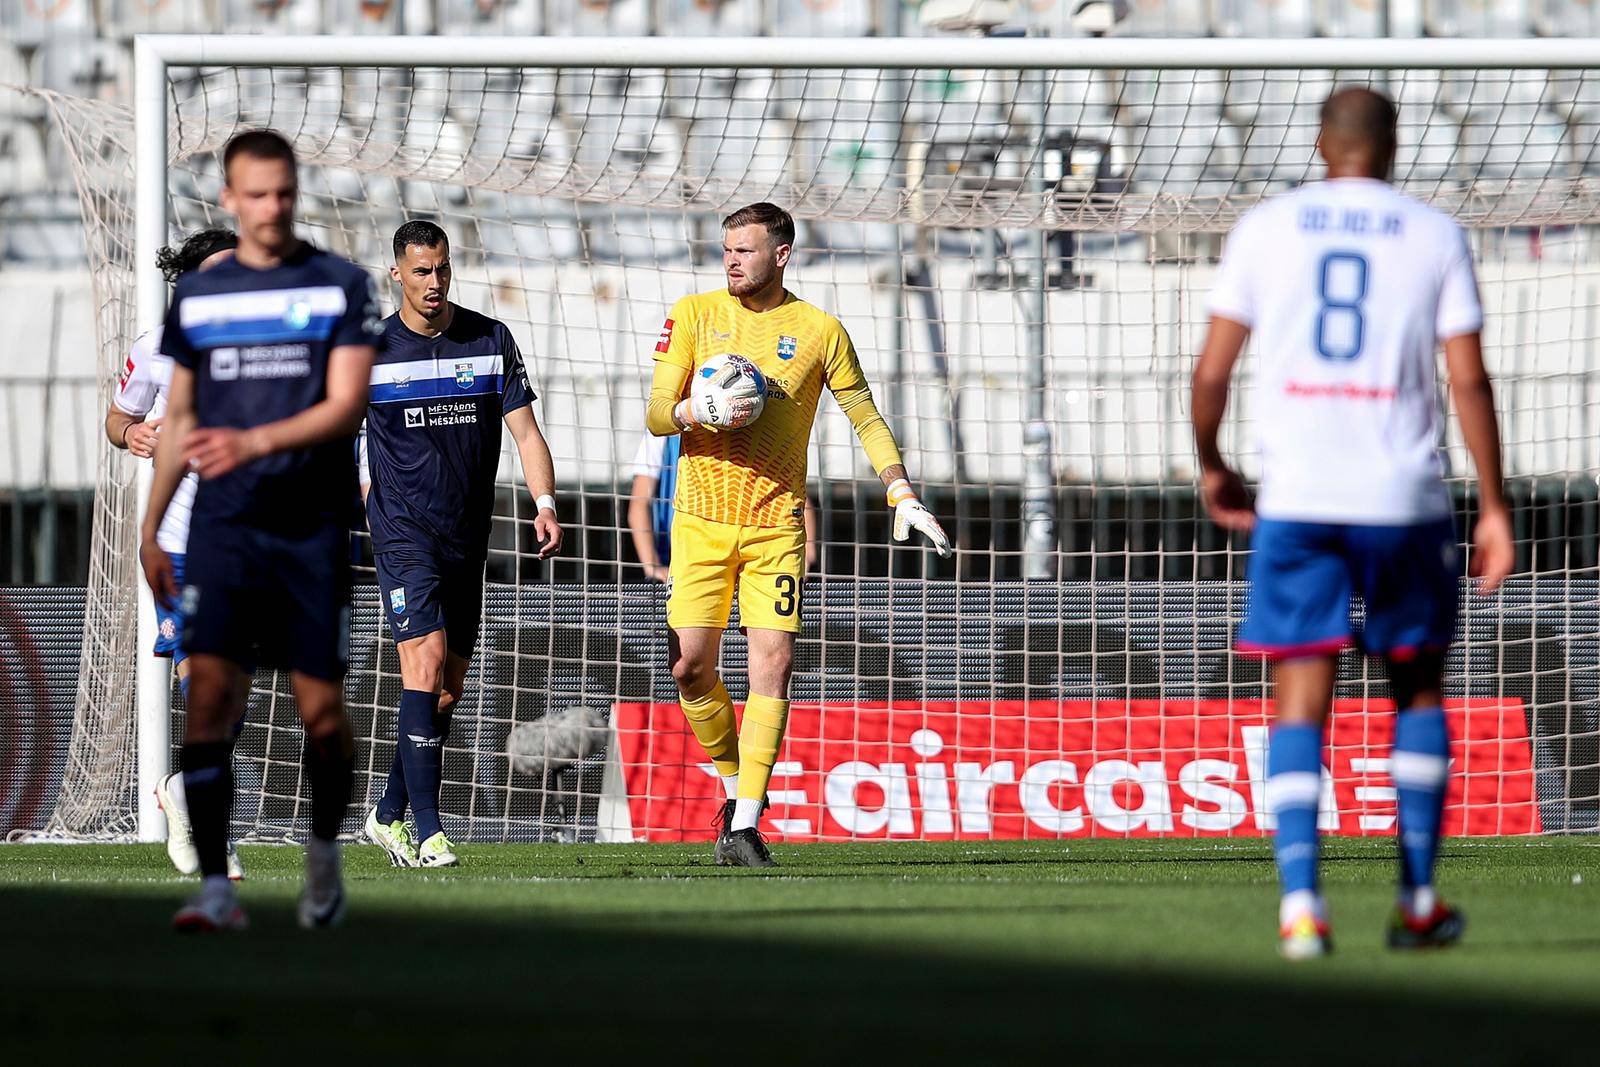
[{"left": 155, "top": 228, "right": 238, "bottom": 284}]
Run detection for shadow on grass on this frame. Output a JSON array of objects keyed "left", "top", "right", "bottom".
[{"left": 1, "top": 885, "right": 1593, "bottom": 1065}]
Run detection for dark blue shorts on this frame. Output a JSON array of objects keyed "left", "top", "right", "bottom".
[
  {"left": 154, "top": 552, "right": 186, "bottom": 665},
  {"left": 180, "top": 520, "right": 351, "bottom": 681},
  {"left": 374, "top": 544, "right": 485, "bottom": 660},
  {"left": 1237, "top": 517, "right": 1460, "bottom": 661}
]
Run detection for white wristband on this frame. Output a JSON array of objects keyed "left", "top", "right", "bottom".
[{"left": 535, "top": 494, "right": 557, "bottom": 516}]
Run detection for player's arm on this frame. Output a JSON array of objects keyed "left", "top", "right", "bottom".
[
  {"left": 804, "top": 496, "right": 818, "bottom": 569},
  {"left": 139, "top": 364, "right": 196, "bottom": 607},
  {"left": 627, "top": 473, "right": 668, "bottom": 581},
  {"left": 107, "top": 342, "right": 161, "bottom": 458},
  {"left": 501, "top": 330, "right": 561, "bottom": 558},
  {"left": 183, "top": 344, "right": 375, "bottom": 479},
  {"left": 647, "top": 300, "right": 698, "bottom": 434},
  {"left": 826, "top": 329, "right": 952, "bottom": 558},
  {"left": 505, "top": 405, "right": 562, "bottom": 559},
  {"left": 1445, "top": 334, "right": 1511, "bottom": 593},
  {"left": 1191, "top": 315, "right": 1255, "bottom": 532}
]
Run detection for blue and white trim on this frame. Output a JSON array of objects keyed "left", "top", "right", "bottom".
[
  {"left": 178, "top": 284, "right": 348, "bottom": 347},
  {"left": 370, "top": 353, "right": 505, "bottom": 403}
]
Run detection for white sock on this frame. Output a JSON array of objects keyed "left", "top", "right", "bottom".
[
  {"left": 202, "top": 874, "right": 232, "bottom": 894},
  {"left": 731, "top": 797, "right": 763, "bottom": 832},
  {"left": 1404, "top": 885, "right": 1437, "bottom": 920},
  {"left": 1279, "top": 888, "right": 1322, "bottom": 927},
  {"left": 165, "top": 771, "right": 187, "bottom": 811},
  {"left": 721, "top": 774, "right": 739, "bottom": 800}
]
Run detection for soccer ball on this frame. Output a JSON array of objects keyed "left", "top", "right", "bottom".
[{"left": 691, "top": 353, "right": 768, "bottom": 429}]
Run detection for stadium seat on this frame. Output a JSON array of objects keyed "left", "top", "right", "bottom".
[
  {"left": 1423, "top": 0, "right": 1531, "bottom": 37},
  {"left": 1223, "top": 69, "right": 1335, "bottom": 189},
  {"left": 219, "top": 0, "right": 323, "bottom": 34},
  {"left": 1120, "top": 0, "right": 1209, "bottom": 36},
  {"left": 30, "top": 36, "right": 130, "bottom": 104},
  {"left": 1210, "top": 0, "right": 1315, "bottom": 37},
  {"left": 545, "top": 0, "right": 652, "bottom": 35},
  {"left": 770, "top": 0, "right": 874, "bottom": 38},
  {"left": 1441, "top": 69, "right": 1565, "bottom": 181},
  {"left": 435, "top": 0, "right": 544, "bottom": 35},
  {"left": 0, "top": 0, "right": 92, "bottom": 48},
  {"left": 324, "top": 0, "right": 403, "bottom": 34},
  {"left": 97, "top": 0, "right": 210, "bottom": 38},
  {"left": 655, "top": 0, "right": 762, "bottom": 36},
  {"left": 1532, "top": 0, "right": 1600, "bottom": 35},
  {"left": 0, "top": 119, "right": 49, "bottom": 202},
  {"left": 0, "top": 45, "right": 44, "bottom": 121}
]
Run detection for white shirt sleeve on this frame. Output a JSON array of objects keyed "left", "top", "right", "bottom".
[
  {"left": 1436, "top": 225, "right": 1484, "bottom": 340},
  {"left": 112, "top": 330, "right": 159, "bottom": 417},
  {"left": 1207, "top": 211, "right": 1263, "bottom": 328},
  {"left": 629, "top": 431, "right": 666, "bottom": 480},
  {"left": 357, "top": 423, "right": 370, "bottom": 490}
]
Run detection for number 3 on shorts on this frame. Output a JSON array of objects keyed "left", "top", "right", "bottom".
[{"left": 774, "top": 574, "right": 797, "bottom": 617}]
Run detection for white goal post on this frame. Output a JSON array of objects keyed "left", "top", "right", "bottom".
[{"left": 55, "top": 32, "right": 1600, "bottom": 844}]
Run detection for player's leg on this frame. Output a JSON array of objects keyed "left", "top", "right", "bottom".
[
  {"left": 715, "top": 524, "right": 806, "bottom": 868},
  {"left": 1237, "top": 519, "right": 1352, "bottom": 958},
  {"left": 1268, "top": 656, "right": 1337, "bottom": 958},
  {"left": 666, "top": 514, "right": 742, "bottom": 811},
  {"left": 293, "top": 671, "right": 354, "bottom": 929},
  {"left": 394, "top": 629, "right": 451, "bottom": 864},
  {"left": 171, "top": 653, "right": 251, "bottom": 932},
  {"left": 286, "top": 525, "right": 356, "bottom": 929},
  {"left": 1352, "top": 518, "right": 1464, "bottom": 948}
]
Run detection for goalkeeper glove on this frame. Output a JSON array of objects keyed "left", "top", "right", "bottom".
[{"left": 887, "top": 478, "right": 953, "bottom": 558}]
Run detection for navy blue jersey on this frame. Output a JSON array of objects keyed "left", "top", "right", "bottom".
[
  {"left": 161, "top": 244, "right": 383, "bottom": 534},
  {"left": 364, "top": 305, "right": 534, "bottom": 560}
]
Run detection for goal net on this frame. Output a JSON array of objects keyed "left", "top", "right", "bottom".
[{"left": 41, "top": 38, "right": 1600, "bottom": 844}]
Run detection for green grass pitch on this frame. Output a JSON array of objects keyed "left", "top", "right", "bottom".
[{"left": 2, "top": 838, "right": 1597, "bottom": 1063}]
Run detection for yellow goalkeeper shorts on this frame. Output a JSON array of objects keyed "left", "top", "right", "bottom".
[{"left": 667, "top": 511, "right": 805, "bottom": 634}]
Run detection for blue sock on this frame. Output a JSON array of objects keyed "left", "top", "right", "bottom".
[
  {"left": 1392, "top": 707, "right": 1450, "bottom": 902},
  {"left": 397, "top": 689, "right": 444, "bottom": 841},
  {"left": 180, "top": 741, "right": 233, "bottom": 879},
  {"left": 1267, "top": 723, "right": 1324, "bottom": 899},
  {"left": 376, "top": 748, "right": 407, "bottom": 825}
]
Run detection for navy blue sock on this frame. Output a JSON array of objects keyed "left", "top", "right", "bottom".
[
  {"left": 376, "top": 748, "right": 408, "bottom": 824},
  {"left": 304, "top": 730, "right": 354, "bottom": 843},
  {"left": 180, "top": 741, "right": 233, "bottom": 878},
  {"left": 1267, "top": 723, "right": 1324, "bottom": 898},
  {"left": 1392, "top": 707, "right": 1450, "bottom": 898},
  {"left": 397, "top": 689, "right": 444, "bottom": 841}
]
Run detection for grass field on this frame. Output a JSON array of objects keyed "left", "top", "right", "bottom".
[{"left": 3, "top": 838, "right": 1597, "bottom": 1064}]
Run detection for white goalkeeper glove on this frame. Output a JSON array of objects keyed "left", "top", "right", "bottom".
[
  {"left": 674, "top": 364, "right": 764, "bottom": 432},
  {"left": 887, "top": 478, "right": 953, "bottom": 558}
]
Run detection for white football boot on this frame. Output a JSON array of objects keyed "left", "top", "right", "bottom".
[
  {"left": 173, "top": 880, "right": 248, "bottom": 933},
  {"left": 298, "top": 838, "right": 347, "bottom": 930},
  {"left": 154, "top": 772, "right": 200, "bottom": 876}
]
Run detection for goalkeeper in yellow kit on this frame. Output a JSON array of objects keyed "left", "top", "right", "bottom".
[{"left": 647, "top": 202, "right": 952, "bottom": 867}]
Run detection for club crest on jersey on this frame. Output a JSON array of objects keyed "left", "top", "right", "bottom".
[
  {"left": 284, "top": 301, "right": 312, "bottom": 330},
  {"left": 159, "top": 617, "right": 177, "bottom": 641},
  {"left": 777, "top": 335, "right": 798, "bottom": 360},
  {"left": 455, "top": 362, "right": 475, "bottom": 389},
  {"left": 389, "top": 588, "right": 406, "bottom": 614}
]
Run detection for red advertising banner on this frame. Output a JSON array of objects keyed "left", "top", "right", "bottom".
[{"left": 610, "top": 699, "right": 1540, "bottom": 841}]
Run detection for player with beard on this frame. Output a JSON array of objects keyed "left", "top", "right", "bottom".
[{"left": 647, "top": 202, "right": 951, "bottom": 867}]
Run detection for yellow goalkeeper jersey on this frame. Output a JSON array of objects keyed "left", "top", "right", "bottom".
[{"left": 653, "top": 287, "right": 896, "bottom": 528}]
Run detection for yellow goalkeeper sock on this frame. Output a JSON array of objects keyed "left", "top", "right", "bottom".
[
  {"left": 736, "top": 693, "right": 790, "bottom": 802},
  {"left": 680, "top": 679, "right": 740, "bottom": 778}
]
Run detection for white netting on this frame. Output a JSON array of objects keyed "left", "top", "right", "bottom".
[{"left": 43, "top": 53, "right": 1600, "bottom": 843}]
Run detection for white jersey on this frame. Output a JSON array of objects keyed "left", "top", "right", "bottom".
[
  {"left": 114, "top": 327, "right": 197, "bottom": 554},
  {"left": 1209, "top": 177, "right": 1483, "bottom": 525}
]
